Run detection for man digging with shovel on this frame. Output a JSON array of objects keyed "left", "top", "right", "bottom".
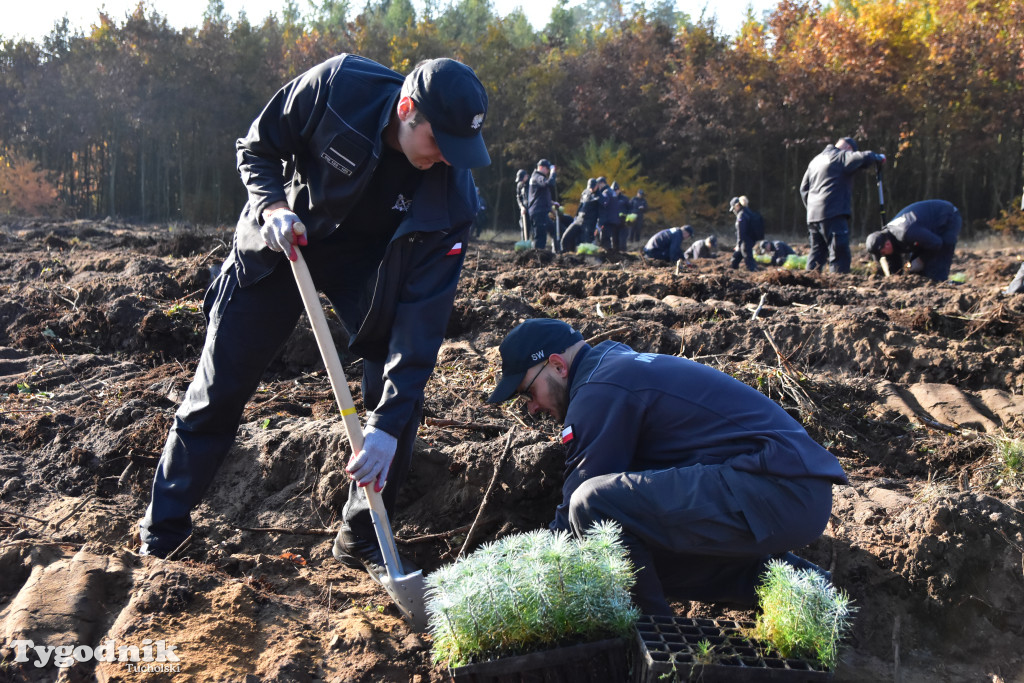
[
  {"left": 138, "top": 55, "right": 490, "bottom": 594},
  {"left": 487, "top": 319, "right": 848, "bottom": 615}
]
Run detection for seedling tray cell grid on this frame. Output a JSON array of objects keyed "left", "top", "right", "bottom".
[{"left": 632, "top": 616, "right": 834, "bottom": 682}]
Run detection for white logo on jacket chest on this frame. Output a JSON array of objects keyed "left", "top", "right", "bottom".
[{"left": 392, "top": 194, "right": 412, "bottom": 212}]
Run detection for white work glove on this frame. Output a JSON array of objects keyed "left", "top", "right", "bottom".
[
  {"left": 260, "top": 208, "right": 307, "bottom": 261},
  {"left": 346, "top": 426, "right": 398, "bottom": 492},
  {"left": 906, "top": 257, "right": 925, "bottom": 273}
]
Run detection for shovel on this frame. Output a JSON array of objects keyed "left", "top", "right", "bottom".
[
  {"left": 876, "top": 162, "right": 887, "bottom": 229},
  {"left": 289, "top": 248, "right": 429, "bottom": 630}
]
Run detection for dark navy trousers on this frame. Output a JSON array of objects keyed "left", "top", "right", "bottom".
[
  {"left": 806, "top": 216, "right": 851, "bottom": 273},
  {"left": 139, "top": 242, "right": 418, "bottom": 555},
  {"left": 567, "top": 464, "right": 833, "bottom": 614}
]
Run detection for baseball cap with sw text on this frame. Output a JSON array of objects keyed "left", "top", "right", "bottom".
[
  {"left": 403, "top": 58, "right": 490, "bottom": 169},
  {"left": 487, "top": 319, "right": 583, "bottom": 403}
]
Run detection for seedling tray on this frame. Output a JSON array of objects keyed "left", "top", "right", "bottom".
[
  {"left": 632, "top": 616, "right": 833, "bottom": 682},
  {"left": 449, "top": 637, "right": 629, "bottom": 682}
]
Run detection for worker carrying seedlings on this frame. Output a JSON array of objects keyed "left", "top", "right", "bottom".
[
  {"left": 486, "top": 319, "right": 848, "bottom": 615},
  {"left": 865, "top": 199, "right": 961, "bottom": 282},
  {"left": 138, "top": 55, "right": 490, "bottom": 585}
]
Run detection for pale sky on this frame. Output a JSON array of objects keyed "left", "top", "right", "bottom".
[{"left": 1, "top": 0, "right": 773, "bottom": 44}]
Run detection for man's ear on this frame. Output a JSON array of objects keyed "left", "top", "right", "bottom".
[
  {"left": 550, "top": 353, "right": 570, "bottom": 378},
  {"left": 397, "top": 96, "right": 416, "bottom": 121}
]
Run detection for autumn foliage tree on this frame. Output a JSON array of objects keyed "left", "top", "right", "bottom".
[
  {"left": 0, "top": 147, "right": 59, "bottom": 216},
  {"left": 0, "top": 0, "right": 1019, "bottom": 237}
]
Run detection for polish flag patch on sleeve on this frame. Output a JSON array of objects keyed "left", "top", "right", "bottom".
[
  {"left": 561, "top": 425, "right": 574, "bottom": 444},
  {"left": 446, "top": 242, "right": 463, "bottom": 256}
]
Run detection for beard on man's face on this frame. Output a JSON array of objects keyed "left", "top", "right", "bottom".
[{"left": 545, "top": 373, "right": 569, "bottom": 422}]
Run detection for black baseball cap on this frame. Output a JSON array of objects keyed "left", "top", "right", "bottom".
[
  {"left": 865, "top": 230, "right": 889, "bottom": 254},
  {"left": 487, "top": 319, "right": 583, "bottom": 403},
  {"left": 403, "top": 59, "right": 490, "bottom": 169},
  {"left": 840, "top": 136, "right": 858, "bottom": 151}
]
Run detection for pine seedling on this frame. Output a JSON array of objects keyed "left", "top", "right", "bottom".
[
  {"left": 425, "top": 521, "right": 640, "bottom": 668},
  {"left": 994, "top": 434, "right": 1024, "bottom": 484},
  {"left": 753, "top": 559, "right": 855, "bottom": 670}
]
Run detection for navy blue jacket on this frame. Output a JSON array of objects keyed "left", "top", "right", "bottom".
[
  {"left": 881, "top": 200, "right": 961, "bottom": 281},
  {"left": 600, "top": 189, "right": 630, "bottom": 226},
  {"left": 630, "top": 196, "right": 649, "bottom": 217},
  {"left": 233, "top": 54, "right": 477, "bottom": 438},
  {"left": 643, "top": 228, "right": 687, "bottom": 261},
  {"left": 551, "top": 342, "right": 848, "bottom": 531},
  {"left": 527, "top": 169, "right": 557, "bottom": 215},
  {"left": 735, "top": 207, "right": 763, "bottom": 244},
  {"left": 884, "top": 200, "right": 960, "bottom": 253},
  {"left": 577, "top": 189, "right": 600, "bottom": 231},
  {"left": 800, "top": 144, "right": 878, "bottom": 222}
]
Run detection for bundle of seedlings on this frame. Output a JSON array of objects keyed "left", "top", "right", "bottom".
[
  {"left": 783, "top": 253, "right": 808, "bottom": 270},
  {"left": 425, "top": 520, "right": 640, "bottom": 668},
  {"left": 752, "top": 559, "right": 856, "bottom": 669},
  {"left": 576, "top": 242, "right": 600, "bottom": 255}
]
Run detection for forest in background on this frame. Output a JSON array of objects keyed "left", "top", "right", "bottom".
[{"left": 0, "top": 0, "right": 1022, "bottom": 239}]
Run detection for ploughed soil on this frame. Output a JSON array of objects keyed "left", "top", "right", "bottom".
[{"left": 1, "top": 218, "right": 1023, "bottom": 682}]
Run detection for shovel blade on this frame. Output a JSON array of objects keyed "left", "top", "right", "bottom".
[{"left": 381, "top": 569, "right": 429, "bottom": 631}]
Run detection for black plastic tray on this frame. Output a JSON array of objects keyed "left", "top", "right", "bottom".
[
  {"left": 449, "top": 637, "right": 629, "bottom": 682},
  {"left": 633, "top": 616, "right": 834, "bottom": 682}
]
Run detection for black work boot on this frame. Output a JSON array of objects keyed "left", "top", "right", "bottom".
[
  {"left": 332, "top": 526, "right": 418, "bottom": 586},
  {"left": 775, "top": 552, "right": 832, "bottom": 583}
]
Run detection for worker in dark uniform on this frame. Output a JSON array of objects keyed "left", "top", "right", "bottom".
[
  {"left": 486, "top": 319, "right": 848, "bottom": 615},
  {"left": 527, "top": 159, "right": 557, "bottom": 250},
  {"left": 683, "top": 234, "right": 717, "bottom": 262},
  {"left": 599, "top": 181, "right": 630, "bottom": 252},
  {"left": 576, "top": 178, "right": 602, "bottom": 244},
  {"left": 515, "top": 169, "right": 530, "bottom": 242},
  {"left": 629, "top": 189, "right": 649, "bottom": 244},
  {"left": 756, "top": 240, "right": 796, "bottom": 267},
  {"left": 138, "top": 56, "right": 490, "bottom": 584},
  {"left": 800, "top": 137, "right": 885, "bottom": 272},
  {"left": 728, "top": 196, "right": 761, "bottom": 272},
  {"left": 865, "top": 199, "right": 961, "bottom": 282},
  {"left": 642, "top": 225, "right": 693, "bottom": 263},
  {"left": 559, "top": 216, "right": 585, "bottom": 253}
]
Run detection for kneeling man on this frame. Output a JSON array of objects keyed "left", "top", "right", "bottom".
[{"left": 487, "top": 319, "right": 848, "bottom": 614}]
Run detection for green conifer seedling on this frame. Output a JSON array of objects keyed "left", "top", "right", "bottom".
[
  {"left": 753, "top": 559, "right": 855, "bottom": 670},
  {"left": 425, "top": 521, "right": 640, "bottom": 668}
]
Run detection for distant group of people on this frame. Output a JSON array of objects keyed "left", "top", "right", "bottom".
[
  {"left": 647, "top": 137, "right": 965, "bottom": 284},
  {"left": 514, "top": 163, "right": 650, "bottom": 253},
  {"left": 512, "top": 136, "right": 1014, "bottom": 288}
]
